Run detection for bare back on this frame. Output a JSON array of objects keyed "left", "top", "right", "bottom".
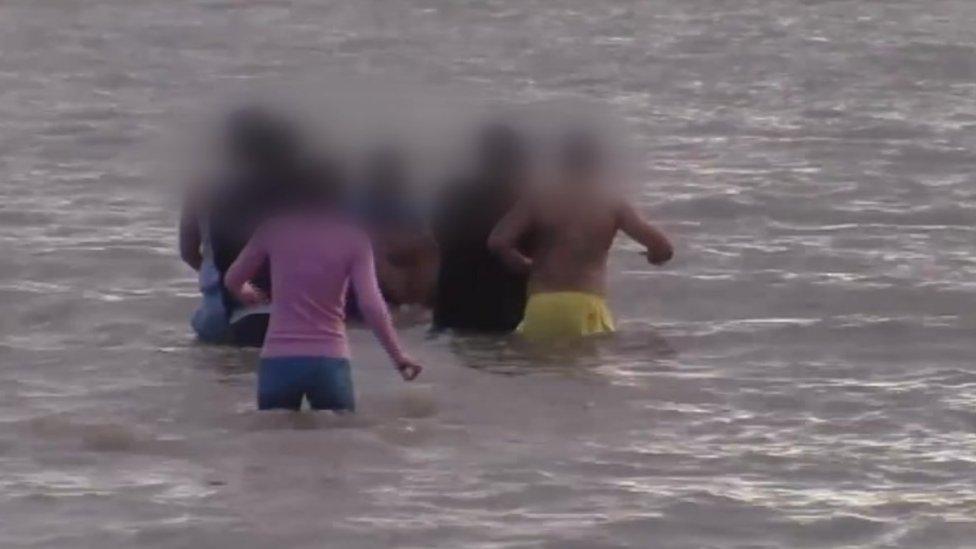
[
  {"left": 528, "top": 184, "right": 621, "bottom": 295},
  {"left": 488, "top": 179, "right": 673, "bottom": 297}
]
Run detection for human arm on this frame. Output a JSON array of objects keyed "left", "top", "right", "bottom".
[
  {"left": 617, "top": 201, "right": 673, "bottom": 265},
  {"left": 350, "top": 238, "right": 422, "bottom": 380},
  {"left": 487, "top": 199, "right": 534, "bottom": 273},
  {"left": 223, "top": 228, "right": 270, "bottom": 305},
  {"left": 178, "top": 194, "right": 203, "bottom": 271}
]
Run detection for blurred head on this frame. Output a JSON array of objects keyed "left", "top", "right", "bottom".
[
  {"left": 281, "top": 157, "right": 345, "bottom": 213},
  {"left": 365, "top": 145, "right": 407, "bottom": 198},
  {"left": 224, "top": 106, "right": 300, "bottom": 172},
  {"left": 558, "top": 128, "right": 603, "bottom": 181},
  {"left": 476, "top": 122, "right": 525, "bottom": 183}
]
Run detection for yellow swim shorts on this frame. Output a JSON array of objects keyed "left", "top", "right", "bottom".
[{"left": 518, "top": 292, "right": 615, "bottom": 341}]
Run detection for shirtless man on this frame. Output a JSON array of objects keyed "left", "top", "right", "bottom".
[{"left": 488, "top": 130, "right": 673, "bottom": 341}]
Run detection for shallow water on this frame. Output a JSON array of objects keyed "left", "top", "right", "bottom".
[{"left": 2, "top": 1, "right": 976, "bottom": 548}]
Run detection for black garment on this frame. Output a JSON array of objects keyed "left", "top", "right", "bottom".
[
  {"left": 206, "top": 173, "right": 287, "bottom": 345},
  {"left": 208, "top": 175, "right": 281, "bottom": 294},
  {"left": 228, "top": 313, "right": 269, "bottom": 348},
  {"left": 431, "top": 178, "right": 530, "bottom": 333}
]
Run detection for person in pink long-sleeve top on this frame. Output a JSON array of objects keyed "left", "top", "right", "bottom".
[{"left": 224, "top": 182, "right": 423, "bottom": 412}]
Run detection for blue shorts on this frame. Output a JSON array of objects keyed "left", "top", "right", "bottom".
[
  {"left": 191, "top": 259, "right": 230, "bottom": 343},
  {"left": 258, "top": 356, "right": 356, "bottom": 412}
]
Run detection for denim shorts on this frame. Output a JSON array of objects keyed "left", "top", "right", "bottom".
[{"left": 258, "top": 356, "right": 355, "bottom": 412}]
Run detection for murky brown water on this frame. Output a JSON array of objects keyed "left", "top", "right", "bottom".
[{"left": 2, "top": 1, "right": 975, "bottom": 547}]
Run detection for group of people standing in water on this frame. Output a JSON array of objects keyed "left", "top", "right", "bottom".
[{"left": 178, "top": 106, "right": 673, "bottom": 412}]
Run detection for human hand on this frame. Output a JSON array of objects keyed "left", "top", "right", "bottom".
[
  {"left": 395, "top": 356, "right": 423, "bottom": 381},
  {"left": 643, "top": 249, "right": 671, "bottom": 266},
  {"left": 500, "top": 253, "right": 533, "bottom": 274},
  {"left": 515, "top": 255, "right": 534, "bottom": 273},
  {"left": 239, "top": 282, "right": 269, "bottom": 305}
]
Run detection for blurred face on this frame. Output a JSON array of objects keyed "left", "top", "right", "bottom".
[
  {"left": 559, "top": 132, "right": 601, "bottom": 183},
  {"left": 366, "top": 150, "right": 406, "bottom": 197},
  {"left": 482, "top": 145, "right": 525, "bottom": 187},
  {"left": 225, "top": 109, "right": 298, "bottom": 170}
]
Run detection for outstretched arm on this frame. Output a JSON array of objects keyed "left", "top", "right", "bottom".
[
  {"left": 488, "top": 199, "right": 534, "bottom": 273},
  {"left": 350, "top": 238, "right": 422, "bottom": 380},
  {"left": 618, "top": 202, "right": 673, "bottom": 265}
]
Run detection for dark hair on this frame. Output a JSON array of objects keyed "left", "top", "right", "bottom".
[
  {"left": 477, "top": 122, "right": 525, "bottom": 181},
  {"left": 224, "top": 105, "right": 299, "bottom": 170},
  {"left": 283, "top": 157, "right": 345, "bottom": 211}
]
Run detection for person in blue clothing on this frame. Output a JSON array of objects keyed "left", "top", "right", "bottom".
[{"left": 179, "top": 106, "right": 307, "bottom": 346}]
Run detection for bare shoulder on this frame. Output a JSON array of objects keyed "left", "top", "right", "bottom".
[
  {"left": 604, "top": 189, "right": 632, "bottom": 221},
  {"left": 504, "top": 186, "right": 542, "bottom": 224}
]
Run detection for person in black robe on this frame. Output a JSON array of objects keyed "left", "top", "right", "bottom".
[{"left": 431, "top": 123, "right": 533, "bottom": 333}]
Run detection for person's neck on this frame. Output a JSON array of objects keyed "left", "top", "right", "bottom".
[{"left": 284, "top": 202, "right": 336, "bottom": 219}]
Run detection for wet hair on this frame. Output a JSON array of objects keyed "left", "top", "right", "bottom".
[
  {"left": 558, "top": 128, "right": 602, "bottom": 177},
  {"left": 477, "top": 122, "right": 525, "bottom": 181},
  {"left": 224, "top": 105, "right": 299, "bottom": 170}
]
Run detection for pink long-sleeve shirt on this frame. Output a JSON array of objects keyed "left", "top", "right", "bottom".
[{"left": 224, "top": 213, "right": 405, "bottom": 361}]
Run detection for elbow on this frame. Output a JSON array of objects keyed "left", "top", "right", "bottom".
[
  {"left": 180, "top": 248, "right": 202, "bottom": 271},
  {"left": 487, "top": 233, "right": 508, "bottom": 256},
  {"left": 358, "top": 299, "right": 391, "bottom": 329},
  {"left": 223, "top": 274, "right": 241, "bottom": 296}
]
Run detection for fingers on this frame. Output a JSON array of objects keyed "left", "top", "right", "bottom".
[
  {"left": 241, "top": 283, "right": 269, "bottom": 305},
  {"left": 399, "top": 364, "right": 422, "bottom": 381},
  {"left": 642, "top": 246, "right": 674, "bottom": 265},
  {"left": 395, "top": 356, "right": 422, "bottom": 381}
]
